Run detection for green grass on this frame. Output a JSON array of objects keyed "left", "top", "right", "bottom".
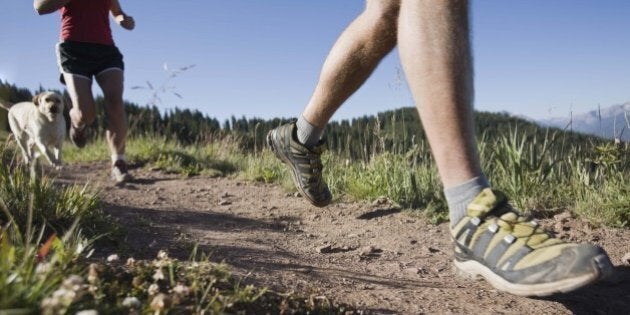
[
  {"left": 1, "top": 123, "right": 627, "bottom": 312},
  {"left": 11, "top": 125, "right": 630, "bottom": 227},
  {"left": 238, "top": 129, "right": 628, "bottom": 227},
  {"left": 63, "top": 136, "right": 240, "bottom": 177},
  {"left": 88, "top": 130, "right": 625, "bottom": 227},
  {"left": 1, "top": 142, "right": 353, "bottom": 314},
  {"left": 0, "top": 149, "right": 107, "bottom": 312},
  {"left": 479, "top": 129, "right": 629, "bottom": 227}
]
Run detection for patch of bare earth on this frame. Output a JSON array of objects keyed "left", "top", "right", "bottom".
[{"left": 57, "top": 162, "right": 630, "bottom": 314}]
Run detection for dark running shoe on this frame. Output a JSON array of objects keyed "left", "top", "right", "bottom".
[
  {"left": 69, "top": 125, "right": 87, "bottom": 148},
  {"left": 111, "top": 160, "right": 132, "bottom": 185},
  {"left": 266, "top": 122, "right": 332, "bottom": 207},
  {"left": 451, "top": 188, "right": 614, "bottom": 297}
]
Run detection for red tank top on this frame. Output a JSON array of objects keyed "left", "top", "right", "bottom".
[{"left": 60, "top": 0, "right": 114, "bottom": 46}]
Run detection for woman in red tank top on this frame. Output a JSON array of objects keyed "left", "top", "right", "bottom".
[{"left": 34, "top": 0, "right": 135, "bottom": 184}]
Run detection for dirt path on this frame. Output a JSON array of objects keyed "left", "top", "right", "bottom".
[{"left": 57, "top": 162, "right": 630, "bottom": 314}]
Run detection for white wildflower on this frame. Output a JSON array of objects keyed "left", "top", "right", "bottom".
[
  {"left": 126, "top": 257, "right": 136, "bottom": 267},
  {"left": 40, "top": 296, "right": 58, "bottom": 309},
  {"left": 106, "top": 254, "right": 119, "bottom": 262},
  {"left": 76, "top": 310, "right": 98, "bottom": 315},
  {"left": 150, "top": 293, "right": 171, "bottom": 312},
  {"left": 157, "top": 250, "right": 169, "bottom": 260},
  {"left": 148, "top": 283, "right": 160, "bottom": 296},
  {"left": 172, "top": 284, "right": 190, "bottom": 296},
  {"left": 153, "top": 268, "right": 165, "bottom": 281},
  {"left": 62, "top": 275, "right": 85, "bottom": 291},
  {"left": 35, "top": 262, "right": 52, "bottom": 275},
  {"left": 52, "top": 288, "right": 76, "bottom": 306},
  {"left": 122, "top": 296, "right": 141, "bottom": 309},
  {"left": 88, "top": 263, "right": 100, "bottom": 284},
  {"left": 41, "top": 275, "right": 88, "bottom": 314}
]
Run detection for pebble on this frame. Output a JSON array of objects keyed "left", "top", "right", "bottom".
[
  {"left": 404, "top": 267, "right": 421, "bottom": 275},
  {"left": 359, "top": 245, "right": 381, "bottom": 257},
  {"left": 317, "top": 245, "right": 333, "bottom": 254}
]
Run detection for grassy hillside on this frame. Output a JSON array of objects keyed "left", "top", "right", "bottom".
[{"left": 0, "top": 81, "right": 628, "bottom": 313}]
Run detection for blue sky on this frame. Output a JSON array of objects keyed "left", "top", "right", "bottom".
[{"left": 1, "top": 1, "right": 629, "bottom": 122}]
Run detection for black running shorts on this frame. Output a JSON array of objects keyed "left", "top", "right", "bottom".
[{"left": 56, "top": 41, "right": 125, "bottom": 84}]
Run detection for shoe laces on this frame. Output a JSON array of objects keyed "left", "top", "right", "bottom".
[{"left": 491, "top": 204, "right": 556, "bottom": 248}]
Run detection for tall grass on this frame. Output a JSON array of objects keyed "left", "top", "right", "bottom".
[
  {"left": 1, "top": 140, "right": 352, "bottom": 313},
  {"left": 63, "top": 136, "right": 240, "bottom": 177},
  {"left": 0, "top": 148, "right": 104, "bottom": 312},
  {"left": 238, "top": 123, "right": 628, "bottom": 227},
  {"left": 58, "top": 117, "right": 629, "bottom": 228}
]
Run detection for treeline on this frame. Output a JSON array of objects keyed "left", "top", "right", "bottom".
[{"left": 1, "top": 80, "right": 605, "bottom": 160}]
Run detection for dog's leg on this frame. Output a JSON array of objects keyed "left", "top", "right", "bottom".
[
  {"left": 35, "top": 141, "right": 57, "bottom": 166},
  {"left": 8, "top": 115, "right": 31, "bottom": 164},
  {"left": 52, "top": 141, "right": 63, "bottom": 169},
  {"left": 53, "top": 148, "right": 62, "bottom": 170},
  {"left": 27, "top": 138, "right": 42, "bottom": 161},
  {"left": 14, "top": 134, "right": 32, "bottom": 164}
]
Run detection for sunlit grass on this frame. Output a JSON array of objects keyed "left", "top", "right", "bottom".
[
  {"left": 1, "top": 116, "right": 627, "bottom": 312},
  {"left": 0, "top": 148, "right": 106, "bottom": 312},
  {"left": 63, "top": 136, "right": 240, "bottom": 177},
  {"left": 9, "top": 123, "right": 630, "bottom": 228},
  {"left": 1, "top": 141, "right": 352, "bottom": 313}
]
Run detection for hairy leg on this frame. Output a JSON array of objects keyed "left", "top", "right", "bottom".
[
  {"left": 302, "top": 0, "right": 400, "bottom": 127},
  {"left": 398, "top": 0, "right": 482, "bottom": 188},
  {"left": 63, "top": 74, "right": 97, "bottom": 128},
  {"left": 96, "top": 69, "right": 127, "bottom": 159}
]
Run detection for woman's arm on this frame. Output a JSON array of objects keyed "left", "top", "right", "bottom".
[
  {"left": 110, "top": 0, "right": 135, "bottom": 30},
  {"left": 33, "top": 0, "right": 70, "bottom": 15}
]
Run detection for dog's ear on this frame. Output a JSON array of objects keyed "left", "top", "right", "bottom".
[{"left": 32, "top": 93, "right": 43, "bottom": 106}]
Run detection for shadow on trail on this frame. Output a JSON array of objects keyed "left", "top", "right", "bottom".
[
  {"left": 539, "top": 265, "right": 630, "bottom": 314},
  {"left": 196, "top": 243, "right": 447, "bottom": 290},
  {"left": 101, "top": 203, "right": 298, "bottom": 259},
  {"left": 356, "top": 207, "right": 401, "bottom": 220},
  {"left": 126, "top": 176, "right": 179, "bottom": 185}
]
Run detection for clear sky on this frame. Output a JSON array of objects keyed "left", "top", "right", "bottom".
[{"left": 2, "top": 1, "right": 629, "bottom": 122}]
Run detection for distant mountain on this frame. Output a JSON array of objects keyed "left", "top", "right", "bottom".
[{"left": 538, "top": 103, "right": 630, "bottom": 142}]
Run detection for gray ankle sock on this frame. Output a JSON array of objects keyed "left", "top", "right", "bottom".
[
  {"left": 296, "top": 115, "right": 325, "bottom": 148},
  {"left": 444, "top": 175, "right": 490, "bottom": 227}
]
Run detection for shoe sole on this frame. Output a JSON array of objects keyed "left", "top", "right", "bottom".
[
  {"left": 112, "top": 173, "right": 132, "bottom": 186},
  {"left": 70, "top": 128, "right": 87, "bottom": 149},
  {"left": 266, "top": 130, "right": 330, "bottom": 207},
  {"left": 453, "top": 255, "right": 612, "bottom": 297}
]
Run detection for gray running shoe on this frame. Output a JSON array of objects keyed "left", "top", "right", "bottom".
[
  {"left": 111, "top": 160, "right": 132, "bottom": 185},
  {"left": 266, "top": 122, "right": 332, "bottom": 207},
  {"left": 451, "top": 188, "right": 614, "bottom": 297}
]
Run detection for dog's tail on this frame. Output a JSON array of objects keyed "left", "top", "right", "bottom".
[{"left": 0, "top": 98, "right": 12, "bottom": 111}]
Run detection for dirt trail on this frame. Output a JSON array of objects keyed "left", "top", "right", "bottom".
[{"left": 57, "top": 162, "right": 630, "bottom": 314}]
